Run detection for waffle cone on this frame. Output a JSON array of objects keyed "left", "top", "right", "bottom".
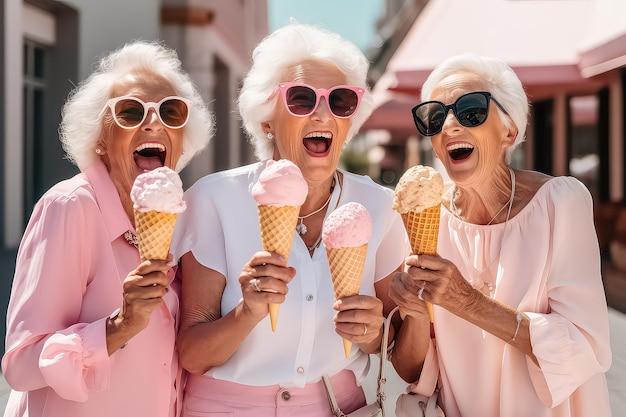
[
  {"left": 134, "top": 210, "right": 178, "bottom": 261},
  {"left": 258, "top": 204, "right": 300, "bottom": 331},
  {"left": 326, "top": 243, "right": 368, "bottom": 357},
  {"left": 401, "top": 205, "right": 440, "bottom": 256},
  {"left": 401, "top": 205, "right": 440, "bottom": 322}
]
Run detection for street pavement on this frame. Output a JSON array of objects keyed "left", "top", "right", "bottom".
[{"left": 0, "top": 306, "right": 624, "bottom": 415}]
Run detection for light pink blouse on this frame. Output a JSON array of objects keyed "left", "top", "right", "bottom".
[
  {"left": 2, "top": 161, "right": 181, "bottom": 417},
  {"left": 413, "top": 176, "right": 612, "bottom": 417}
]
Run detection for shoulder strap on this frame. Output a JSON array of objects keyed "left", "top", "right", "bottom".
[
  {"left": 322, "top": 307, "right": 399, "bottom": 414},
  {"left": 376, "top": 306, "right": 399, "bottom": 403}
]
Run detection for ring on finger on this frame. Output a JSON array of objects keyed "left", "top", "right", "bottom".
[
  {"left": 250, "top": 278, "right": 261, "bottom": 292},
  {"left": 363, "top": 324, "right": 368, "bottom": 336},
  {"left": 418, "top": 282, "right": 426, "bottom": 301}
]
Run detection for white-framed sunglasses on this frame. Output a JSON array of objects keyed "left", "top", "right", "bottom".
[{"left": 104, "top": 95, "right": 192, "bottom": 129}]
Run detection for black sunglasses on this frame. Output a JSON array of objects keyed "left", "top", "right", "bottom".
[{"left": 411, "top": 91, "right": 508, "bottom": 136}]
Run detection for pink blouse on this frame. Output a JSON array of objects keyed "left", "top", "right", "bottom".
[
  {"left": 412, "top": 177, "right": 612, "bottom": 417},
  {"left": 2, "top": 161, "right": 181, "bottom": 417}
]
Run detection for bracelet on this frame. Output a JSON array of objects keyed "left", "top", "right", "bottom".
[
  {"left": 109, "top": 308, "right": 127, "bottom": 349},
  {"left": 507, "top": 312, "right": 522, "bottom": 344}
]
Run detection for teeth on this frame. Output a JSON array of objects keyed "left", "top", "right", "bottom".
[
  {"left": 447, "top": 143, "right": 474, "bottom": 151},
  {"left": 134, "top": 142, "right": 165, "bottom": 152},
  {"left": 304, "top": 131, "right": 332, "bottom": 139}
]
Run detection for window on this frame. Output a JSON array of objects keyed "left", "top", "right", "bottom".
[{"left": 23, "top": 40, "right": 48, "bottom": 218}]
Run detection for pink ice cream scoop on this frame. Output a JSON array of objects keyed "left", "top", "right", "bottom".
[
  {"left": 322, "top": 202, "right": 373, "bottom": 249},
  {"left": 130, "top": 166, "right": 186, "bottom": 213},
  {"left": 322, "top": 202, "right": 372, "bottom": 357},
  {"left": 251, "top": 159, "right": 308, "bottom": 206},
  {"left": 251, "top": 159, "right": 308, "bottom": 332}
]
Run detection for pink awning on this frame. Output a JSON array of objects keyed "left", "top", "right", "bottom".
[
  {"left": 362, "top": 0, "right": 621, "bottom": 133},
  {"left": 387, "top": 0, "right": 593, "bottom": 91},
  {"left": 578, "top": 0, "right": 626, "bottom": 77}
]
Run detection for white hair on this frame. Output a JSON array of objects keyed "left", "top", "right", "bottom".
[
  {"left": 237, "top": 23, "right": 373, "bottom": 160},
  {"left": 60, "top": 40, "right": 214, "bottom": 172},
  {"left": 420, "top": 52, "right": 528, "bottom": 164}
]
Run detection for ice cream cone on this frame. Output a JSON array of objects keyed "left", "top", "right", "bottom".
[
  {"left": 257, "top": 204, "right": 300, "bottom": 331},
  {"left": 401, "top": 206, "right": 440, "bottom": 322},
  {"left": 134, "top": 210, "right": 178, "bottom": 261},
  {"left": 401, "top": 206, "right": 440, "bottom": 256},
  {"left": 326, "top": 243, "right": 368, "bottom": 357}
]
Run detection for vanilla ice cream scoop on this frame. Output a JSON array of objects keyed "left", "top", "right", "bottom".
[{"left": 392, "top": 165, "right": 444, "bottom": 214}]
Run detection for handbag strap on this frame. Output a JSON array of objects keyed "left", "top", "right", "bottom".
[
  {"left": 322, "top": 374, "right": 347, "bottom": 417},
  {"left": 378, "top": 306, "right": 399, "bottom": 401},
  {"left": 322, "top": 306, "right": 400, "bottom": 414}
]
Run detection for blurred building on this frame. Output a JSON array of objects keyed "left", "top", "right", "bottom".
[
  {"left": 0, "top": 0, "right": 267, "bottom": 249},
  {"left": 363, "top": 0, "right": 626, "bottom": 271},
  {"left": 364, "top": 0, "right": 625, "bottom": 205}
]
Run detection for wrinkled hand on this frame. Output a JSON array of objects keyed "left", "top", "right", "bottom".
[
  {"left": 238, "top": 251, "right": 296, "bottom": 321},
  {"left": 401, "top": 254, "right": 475, "bottom": 314},
  {"left": 333, "top": 295, "right": 384, "bottom": 346},
  {"left": 389, "top": 271, "right": 430, "bottom": 319},
  {"left": 118, "top": 255, "right": 173, "bottom": 333}
]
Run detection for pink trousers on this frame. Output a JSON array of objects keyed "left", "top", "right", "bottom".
[{"left": 182, "top": 370, "right": 367, "bottom": 417}]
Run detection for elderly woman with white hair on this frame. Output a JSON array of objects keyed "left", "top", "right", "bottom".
[
  {"left": 390, "top": 52, "right": 612, "bottom": 416},
  {"left": 2, "top": 41, "right": 213, "bottom": 417},
  {"left": 170, "top": 23, "right": 409, "bottom": 416}
]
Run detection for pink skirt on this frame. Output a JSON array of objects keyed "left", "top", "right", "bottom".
[{"left": 182, "top": 370, "right": 366, "bottom": 417}]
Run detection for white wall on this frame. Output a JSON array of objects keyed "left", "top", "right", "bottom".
[{"left": 60, "top": 0, "right": 160, "bottom": 81}]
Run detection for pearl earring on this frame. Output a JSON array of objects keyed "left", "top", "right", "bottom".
[
  {"left": 266, "top": 132, "right": 274, "bottom": 140},
  {"left": 95, "top": 148, "right": 102, "bottom": 155}
]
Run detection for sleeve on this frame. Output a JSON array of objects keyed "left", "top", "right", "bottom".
[
  {"left": 526, "top": 178, "right": 612, "bottom": 407},
  {"left": 170, "top": 180, "right": 227, "bottom": 276},
  {"left": 1, "top": 188, "right": 113, "bottom": 402},
  {"left": 407, "top": 337, "right": 439, "bottom": 396},
  {"left": 374, "top": 189, "right": 410, "bottom": 281}
]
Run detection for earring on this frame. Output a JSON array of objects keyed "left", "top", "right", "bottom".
[
  {"left": 95, "top": 148, "right": 102, "bottom": 155},
  {"left": 266, "top": 132, "right": 274, "bottom": 140}
]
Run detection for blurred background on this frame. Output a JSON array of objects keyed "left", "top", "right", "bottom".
[{"left": 0, "top": 0, "right": 625, "bottom": 412}]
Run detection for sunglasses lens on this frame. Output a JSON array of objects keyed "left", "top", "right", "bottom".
[
  {"left": 114, "top": 98, "right": 145, "bottom": 128},
  {"left": 456, "top": 93, "right": 489, "bottom": 127},
  {"left": 414, "top": 103, "right": 446, "bottom": 136},
  {"left": 160, "top": 98, "right": 189, "bottom": 127},
  {"left": 285, "top": 86, "right": 317, "bottom": 115},
  {"left": 329, "top": 88, "right": 359, "bottom": 117}
]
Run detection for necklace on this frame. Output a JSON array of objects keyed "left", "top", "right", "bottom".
[
  {"left": 453, "top": 167, "right": 515, "bottom": 296},
  {"left": 486, "top": 199, "right": 511, "bottom": 225},
  {"left": 303, "top": 172, "right": 341, "bottom": 253},
  {"left": 296, "top": 177, "right": 335, "bottom": 236},
  {"left": 449, "top": 168, "right": 514, "bottom": 225}
]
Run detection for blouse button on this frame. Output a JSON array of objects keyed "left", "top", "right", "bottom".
[
  {"left": 281, "top": 391, "right": 291, "bottom": 401},
  {"left": 306, "top": 294, "right": 314, "bottom": 302},
  {"left": 297, "top": 366, "right": 305, "bottom": 374}
]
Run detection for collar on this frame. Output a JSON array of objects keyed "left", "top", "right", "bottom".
[{"left": 83, "top": 160, "right": 134, "bottom": 244}]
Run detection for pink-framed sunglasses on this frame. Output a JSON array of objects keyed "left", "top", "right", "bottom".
[
  {"left": 270, "top": 82, "right": 364, "bottom": 118},
  {"left": 104, "top": 95, "right": 192, "bottom": 129}
]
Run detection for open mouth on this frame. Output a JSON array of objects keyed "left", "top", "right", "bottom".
[
  {"left": 447, "top": 143, "right": 474, "bottom": 161},
  {"left": 134, "top": 142, "right": 166, "bottom": 171},
  {"left": 303, "top": 131, "right": 332, "bottom": 155}
]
